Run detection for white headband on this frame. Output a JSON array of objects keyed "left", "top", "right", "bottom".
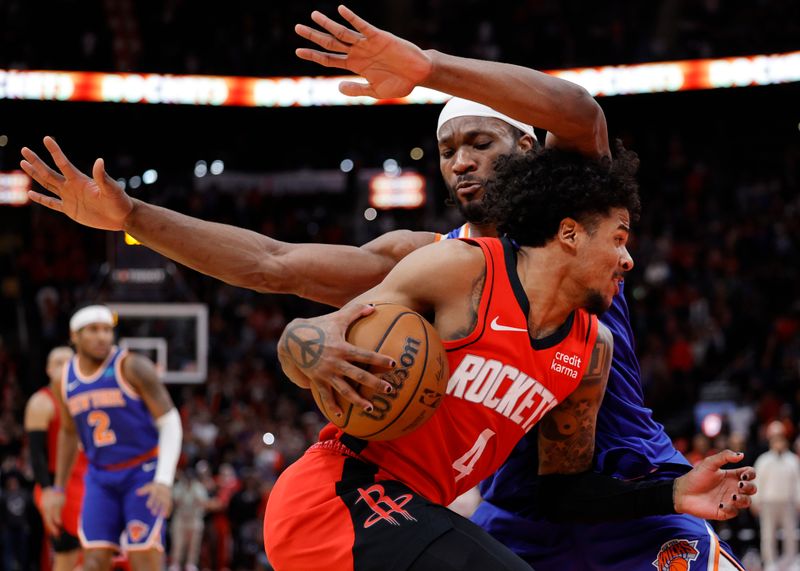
[
  {"left": 437, "top": 97, "right": 537, "bottom": 141},
  {"left": 70, "top": 305, "right": 115, "bottom": 332}
]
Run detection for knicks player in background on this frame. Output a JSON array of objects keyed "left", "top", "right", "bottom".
[
  {"left": 24, "top": 345, "right": 87, "bottom": 571},
  {"left": 23, "top": 5, "right": 751, "bottom": 569},
  {"left": 267, "top": 143, "right": 754, "bottom": 571},
  {"left": 40, "top": 306, "right": 182, "bottom": 571}
]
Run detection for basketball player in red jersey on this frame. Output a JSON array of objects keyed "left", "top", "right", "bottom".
[
  {"left": 24, "top": 345, "right": 87, "bottom": 571},
  {"left": 20, "top": 9, "right": 756, "bottom": 567},
  {"left": 266, "top": 147, "right": 755, "bottom": 571}
]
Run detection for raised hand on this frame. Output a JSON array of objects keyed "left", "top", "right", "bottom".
[
  {"left": 21, "top": 136, "right": 134, "bottom": 231},
  {"left": 295, "top": 4, "right": 432, "bottom": 99},
  {"left": 278, "top": 303, "right": 396, "bottom": 417},
  {"left": 674, "top": 450, "right": 757, "bottom": 520}
]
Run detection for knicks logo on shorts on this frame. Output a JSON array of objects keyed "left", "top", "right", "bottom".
[
  {"left": 355, "top": 484, "right": 417, "bottom": 528},
  {"left": 653, "top": 539, "right": 700, "bottom": 571},
  {"left": 127, "top": 520, "right": 150, "bottom": 543}
]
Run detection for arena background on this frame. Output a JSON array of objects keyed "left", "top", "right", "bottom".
[{"left": 0, "top": 1, "right": 798, "bottom": 569}]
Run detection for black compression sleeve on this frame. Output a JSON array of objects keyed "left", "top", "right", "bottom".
[
  {"left": 27, "top": 430, "right": 52, "bottom": 488},
  {"left": 536, "top": 471, "right": 676, "bottom": 523}
]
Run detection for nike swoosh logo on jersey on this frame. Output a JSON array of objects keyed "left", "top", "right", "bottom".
[
  {"left": 141, "top": 462, "right": 156, "bottom": 472},
  {"left": 67, "top": 380, "right": 81, "bottom": 392},
  {"left": 489, "top": 316, "right": 528, "bottom": 333}
]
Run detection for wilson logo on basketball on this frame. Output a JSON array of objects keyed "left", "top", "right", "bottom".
[
  {"left": 652, "top": 539, "right": 699, "bottom": 571},
  {"left": 355, "top": 484, "right": 417, "bottom": 528},
  {"left": 127, "top": 520, "right": 150, "bottom": 543},
  {"left": 360, "top": 337, "right": 421, "bottom": 422}
]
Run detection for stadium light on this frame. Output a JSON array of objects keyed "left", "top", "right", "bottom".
[
  {"left": 142, "top": 169, "right": 158, "bottom": 184},
  {"left": 194, "top": 160, "right": 208, "bottom": 177},
  {"left": 210, "top": 160, "right": 224, "bottom": 175}
]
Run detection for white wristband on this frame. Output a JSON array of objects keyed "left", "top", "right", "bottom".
[{"left": 154, "top": 408, "right": 182, "bottom": 487}]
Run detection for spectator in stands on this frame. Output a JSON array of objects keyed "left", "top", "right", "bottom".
[
  {"left": 228, "top": 468, "right": 265, "bottom": 570},
  {"left": 205, "top": 463, "right": 240, "bottom": 571},
  {"left": 169, "top": 467, "right": 208, "bottom": 571},
  {"left": 752, "top": 421, "right": 800, "bottom": 571},
  {"left": 1, "top": 472, "right": 33, "bottom": 571}
]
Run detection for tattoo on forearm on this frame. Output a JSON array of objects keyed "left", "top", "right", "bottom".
[
  {"left": 539, "top": 398, "right": 596, "bottom": 473},
  {"left": 283, "top": 323, "right": 326, "bottom": 368},
  {"left": 539, "top": 329, "right": 613, "bottom": 474}
]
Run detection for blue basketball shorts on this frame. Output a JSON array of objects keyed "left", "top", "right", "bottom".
[
  {"left": 79, "top": 461, "right": 165, "bottom": 553},
  {"left": 472, "top": 501, "right": 746, "bottom": 570}
]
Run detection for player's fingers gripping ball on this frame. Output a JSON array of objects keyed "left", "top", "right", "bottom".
[{"left": 311, "top": 303, "right": 449, "bottom": 440}]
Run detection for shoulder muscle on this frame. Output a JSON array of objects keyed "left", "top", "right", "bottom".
[
  {"left": 24, "top": 391, "right": 55, "bottom": 430},
  {"left": 121, "top": 352, "right": 175, "bottom": 418},
  {"left": 352, "top": 238, "right": 485, "bottom": 313}
]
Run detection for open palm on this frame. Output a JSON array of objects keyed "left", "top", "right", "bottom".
[
  {"left": 295, "top": 5, "right": 432, "bottom": 99},
  {"left": 674, "top": 450, "right": 757, "bottom": 520},
  {"left": 21, "top": 136, "right": 133, "bottom": 231}
]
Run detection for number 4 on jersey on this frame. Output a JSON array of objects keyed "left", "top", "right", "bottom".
[{"left": 452, "top": 429, "right": 495, "bottom": 481}]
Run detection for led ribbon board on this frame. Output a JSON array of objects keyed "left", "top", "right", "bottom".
[{"left": 1, "top": 51, "right": 797, "bottom": 107}]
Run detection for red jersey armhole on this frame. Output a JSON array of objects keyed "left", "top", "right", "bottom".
[{"left": 442, "top": 238, "right": 499, "bottom": 350}]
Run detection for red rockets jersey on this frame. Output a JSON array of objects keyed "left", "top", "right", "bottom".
[{"left": 319, "top": 237, "right": 599, "bottom": 506}]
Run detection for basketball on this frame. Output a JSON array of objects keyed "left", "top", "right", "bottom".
[{"left": 310, "top": 303, "right": 449, "bottom": 441}]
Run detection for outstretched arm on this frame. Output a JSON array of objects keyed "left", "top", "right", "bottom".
[
  {"left": 536, "top": 324, "right": 756, "bottom": 522},
  {"left": 278, "top": 239, "right": 482, "bottom": 416},
  {"left": 21, "top": 137, "right": 434, "bottom": 308},
  {"left": 538, "top": 449, "right": 757, "bottom": 523},
  {"left": 296, "top": 5, "right": 608, "bottom": 158}
]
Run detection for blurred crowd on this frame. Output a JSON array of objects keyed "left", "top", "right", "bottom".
[{"left": 1, "top": 0, "right": 799, "bottom": 76}]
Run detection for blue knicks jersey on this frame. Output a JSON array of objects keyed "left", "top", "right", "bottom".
[
  {"left": 436, "top": 223, "right": 472, "bottom": 241},
  {"left": 591, "top": 281, "right": 689, "bottom": 479},
  {"left": 63, "top": 347, "right": 159, "bottom": 468}
]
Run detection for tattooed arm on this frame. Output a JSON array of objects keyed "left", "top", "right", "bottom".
[
  {"left": 536, "top": 323, "right": 757, "bottom": 522},
  {"left": 538, "top": 322, "right": 613, "bottom": 475},
  {"left": 278, "top": 239, "right": 485, "bottom": 416}
]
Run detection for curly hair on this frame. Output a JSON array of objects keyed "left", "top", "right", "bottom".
[{"left": 482, "top": 140, "right": 641, "bottom": 247}]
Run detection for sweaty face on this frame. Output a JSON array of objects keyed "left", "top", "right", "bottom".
[
  {"left": 438, "top": 117, "right": 524, "bottom": 224},
  {"left": 576, "top": 208, "right": 635, "bottom": 314},
  {"left": 71, "top": 323, "right": 114, "bottom": 361}
]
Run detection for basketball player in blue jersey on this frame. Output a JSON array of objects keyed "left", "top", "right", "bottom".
[
  {"left": 23, "top": 6, "right": 750, "bottom": 569},
  {"left": 40, "top": 305, "right": 183, "bottom": 571}
]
